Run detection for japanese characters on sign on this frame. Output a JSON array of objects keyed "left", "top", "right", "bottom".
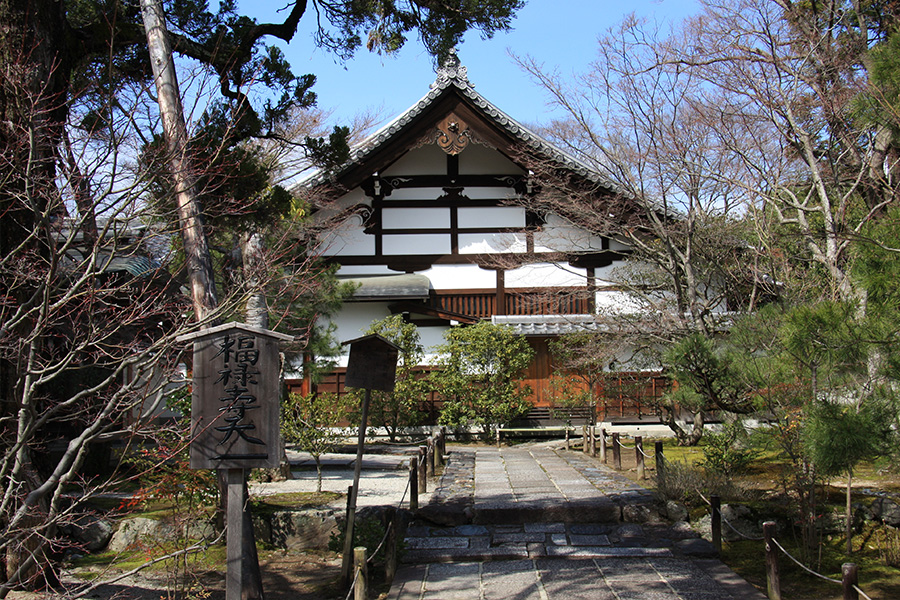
[{"left": 182, "top": 323, "right": 291, "bottom": 470}]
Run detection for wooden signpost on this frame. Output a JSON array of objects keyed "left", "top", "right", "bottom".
[
  {"left": 179, "top": 322, "right": 294, "bottom": 600},
  {"left": 339, "top": 334, "right": 399, "bottom": 588}
]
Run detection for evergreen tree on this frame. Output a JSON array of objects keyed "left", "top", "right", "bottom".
[{"left": 431, "top": 321, "right": 534, "bottom": 437}]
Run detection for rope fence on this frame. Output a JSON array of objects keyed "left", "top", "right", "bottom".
[
  {"left": 341, "top": 427, "right": 447, "bottom": 599},
  {"left": 589, "top": 432, "right": 874, "bottom": 600}
]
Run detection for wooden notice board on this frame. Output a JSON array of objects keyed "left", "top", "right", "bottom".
[{"left": 179, "top": 323, "right": 294, "bottom": 470}]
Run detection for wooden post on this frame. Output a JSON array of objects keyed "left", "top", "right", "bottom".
[
  {"left": 655, "top": 441, "right": 665, "bottom": 481},
  {"left": 496, "top": 427, "right": 501, "bottom": 448},
  {"left": 384, "top": 508, "right": 399, "bottom": 586},
  {"left": 435, "top": 431, "right": 444, "bottom": 467},
  {"left": 635, "top": 436, "right": 644, "bottom": 480},
  {"left": 353, "top": 546, "right": 368, "bottom": 600},
  {"left": 711, "top": 494, "right": 722, "bottom": 553},
  {"left": 440, "top": 426, "right": 447, "bottom": 458},
  {"left": 418, "top": 446, "right": 427, "bottom": 494},
  {"left": 599, "top": 428, "right": 606, "bottom": 463},
  {"left": 764, "top": 521, "right": 781, "bottom": 600},
  {"left": 225, "top": 468, "right": 244, "bottom": 600},
  {"left": 842, "top": 563, "right": 859, "bottom": 600},
  {"left": 565, "top": 427, "right": 570, "bottom": 450},
  {"left": 427, "top": 437, "right": 435, "bottom": 477},
  {"left": 409, "top": 457, "right": 418, "bottom": 511},
  {"left": 342, "top": 388, "right": 372, "bottom": 587},
  {"left": 589, "top": 426, "right": 596, "bottom": 456},
  {"left": 582, "top": 425, "right": 589, "bottom": 454},
  {"left": 611, "top": 433, "right": 622, "bottom": 470}
]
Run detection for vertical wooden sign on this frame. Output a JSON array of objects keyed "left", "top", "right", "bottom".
[{"left": 178, "top": 323, "right": 294, "bottom": 470}]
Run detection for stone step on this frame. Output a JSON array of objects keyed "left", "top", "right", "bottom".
[
  {"left": 472, "top": 500, "right": 621, "bottom": 525},
  {"left": 401, "top": 520, "right": 679, "bottom": 564}
]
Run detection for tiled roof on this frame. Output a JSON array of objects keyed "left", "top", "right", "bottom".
[
  {"left": 491, "top": 314, "right": 612, "bottom": 336},
  {"left": 306, "top": 50, "right": 621, "bottom": 193}
]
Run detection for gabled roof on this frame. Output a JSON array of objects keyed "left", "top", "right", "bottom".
[{"left": 308, "top": 50, "right": 621, "bottom": 195}]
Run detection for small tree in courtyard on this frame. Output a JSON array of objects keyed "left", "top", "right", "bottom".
[
  {"left": 431, "top": 321, "right": 534, "bottom": 437},
  {"left": 282, "top": 392, "right": 350, "bottom": 492}
]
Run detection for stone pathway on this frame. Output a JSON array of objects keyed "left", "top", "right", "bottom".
[{"left": 387, "top": 442, "right": 766, "bottom": 600}]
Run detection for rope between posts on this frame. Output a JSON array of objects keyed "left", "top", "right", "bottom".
[
  {"left": 343, "top": 564, "right": 361, "bottom": 600},
  {"left": 614, "top": 438, "right": 637, "bottom": 450},
  {"left": 696, "top": 489, "right": 765, "bottom": 541},
  {"left": 770, "top": 538, "right": 841, "bottom": 584},
  {"left": 366, "top": 469, "right": 413, "bottom": 564},
  {"left": 854, "top": 584, "right": 874, "bottom": 600},
  {"left": 378, "top": 438, "right": 429, "bottom": 446},
  {"left": 638, "top": 446, "right": 654, "bottom": 458}
]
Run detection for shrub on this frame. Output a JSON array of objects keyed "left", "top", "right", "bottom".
[
  {"left": 700, "top": 422, "right": 758, "bottom": 476},
  {"left": 656, "top": 457, "right": 745, "bottom": 505}
]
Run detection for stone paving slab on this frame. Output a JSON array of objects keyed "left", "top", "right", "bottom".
[
  {"left": 387, "top": 556, "right": 767, "bottom": 599},
  {"left": 390, "top": 442, "right": 767, "bottom": 599}
]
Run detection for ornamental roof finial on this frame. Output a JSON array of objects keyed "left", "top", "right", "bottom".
[{"left": 432, "top": 48, "right": 470, "bottom": 88}]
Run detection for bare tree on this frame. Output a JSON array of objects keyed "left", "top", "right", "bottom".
[{"left": 515, "top": 14, "right": 757, "bottom": 342}]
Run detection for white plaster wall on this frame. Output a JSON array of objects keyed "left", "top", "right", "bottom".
[
  {"left": 382, "top": 187, "right": 443, "bottom": 201},
  {"left": 458, "top": 232, "right": 525, "bottom": 254},
  {"left": 506, "top": 263, "right": 587, "bottom": 287},
  {"left": 314, "top": 189, "right": 370, "bottom": 221},
  {"left": 383, "top": 144, "right": 447, "bottom": 175},
  {"left": 458, "top": 206, "right": 524, "bottom": 228},
  {"left": 422, "top": 264, "right": 496, "bottom": 289},
  {"left": 458, "top": 144, "right": 521, "bottom": 174},
  {"left": 462, "top": 186, "right": 521, "bottom": 200},
  {"left": 609, "top": 237, "right": 631, "bottom": 252},
  {"left": 535, "top": 214, "right": 608, "bottom": 253},
  {"left": 327, "top": 304, "right": 450, "bottom": 365},
  {"left": 594, "top": 289, "right": 648, "bottom": 313},
  {"left": 383, "top": 234, "right": 451, "bottom": 255},
  {"left": 336, "top": 265, "right": 395, "bottom": 277},
  {"left": 383, "top": 207, "right": 450, "bottom": 228},
  {"left": 328, "top": 303, "right": 395, "bottom": 366},
  {"left": 319, "top": 214, "right": 375, "bottom": 256}
]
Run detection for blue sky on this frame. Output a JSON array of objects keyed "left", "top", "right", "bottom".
[{"left": 248, "top": 0, "right": 700, "bottom": 130}]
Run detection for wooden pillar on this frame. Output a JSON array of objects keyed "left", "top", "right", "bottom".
[
  {"left": 353, "top": 546, "right": 368, "bottom": 600},
  {"left": 409, "top": 458, "right": 418, "bottom": 511},
  {"left": 842, "top": 563, "right": 859, "bottom": 600},
  {"left": 711, "top": 494, "right": 722, "bottom": 553},
  {"left": 635, "top": 436, "right": 644, "bottom": 480},
  {"left": 425, "top": 437, "right": 434, "bottom": 477},
  {"left": 418, "top": 446, "right": 427, "bottom": 494},
  {"left": 589, "top": 426, "right": 596, "bottom": 457},
  {"left": 655, "top": 441, "right": 665, "bottom": 481},
  {"left": 496, "top": 269, "right": 506, "bottom": 316},
  {"left": 611, "top": 433, "right": 621, "bottom": 470},
  {"left": 599, "top": 428, "right": 607, "bottom": 463},
  {"left": 582, "top": 425, "right": 589, "bottom": 454},
  {"left": 225, "top": 468, "right": 244, "bottom": 600},
  {"left": 764, "top": 521, "right": 781, "bottom": 600},
  {"left": 384, "top": 507, "right": 398, "bottom": 586}
]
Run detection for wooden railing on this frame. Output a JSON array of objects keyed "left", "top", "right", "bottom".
[{"left": 433, "top": 288, "right": 591, "bottom": 319}]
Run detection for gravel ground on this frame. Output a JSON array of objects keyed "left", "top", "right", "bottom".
[{"left": 250, "top": 450, "right": 432, "bottom": 509}]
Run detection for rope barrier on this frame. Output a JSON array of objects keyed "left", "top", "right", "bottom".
[
  {"left": 696, "top": 489, "right": 765, "bottom": 541},
  {"left": 377, "top": 438, "right": 429, "bottom": 446},
  {"left": 366, "top": 470, "right": 413, "bottom": 564},
  {"left": 343, "top": 564, "right": 361, "bottom": 600},
  {"left": 614, "top": 438, "right": 637, "bottom": 450},
  {"left": 769, "top": 538, "right": 841, "bottom": 584},
  {"left": 854, "top": 584, "right": 874, "bottom": 600}
]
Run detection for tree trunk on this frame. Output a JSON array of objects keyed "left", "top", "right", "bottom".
[
  {"left": 846, "top": 469, "right": 853, "bottom": 555},
  {"left": 140, "top": 0, "right": 218, "bottom": 323}
]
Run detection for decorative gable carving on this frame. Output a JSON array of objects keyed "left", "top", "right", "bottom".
[{"left": 436, "top": 113, "right": 471, "bottom": 155}]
